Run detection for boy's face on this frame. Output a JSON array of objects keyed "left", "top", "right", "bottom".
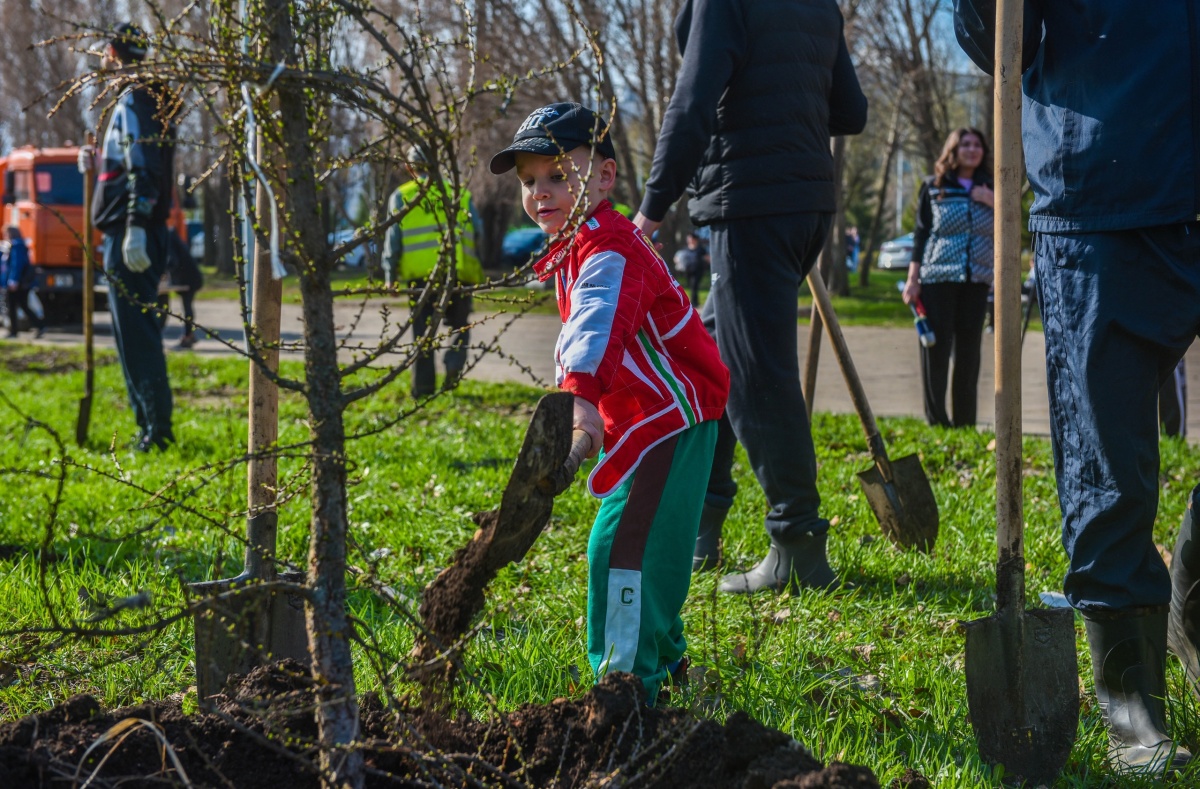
[{"left": 514, "top": 146, "right": 616, "bottom": 238}]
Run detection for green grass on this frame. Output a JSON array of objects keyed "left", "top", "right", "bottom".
[{"left": 0, "top": 344, "right": 1191, "bottom": 786}]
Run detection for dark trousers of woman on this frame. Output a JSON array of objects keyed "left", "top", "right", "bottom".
[
  {"left": 918, "top": 281, "right": 989, "bottom": 427},
  {"left": 6, "top": 287, "right": 45, "bottom": 335}
]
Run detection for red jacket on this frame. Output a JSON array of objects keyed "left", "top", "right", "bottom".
[{"left": 535, "top": 202, "right": 729, "bottom": 497}]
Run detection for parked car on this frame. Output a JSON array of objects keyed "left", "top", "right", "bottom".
[
  {"left": 501, "top": 227, "right": 549, "bottom": 285},
  {"left": 876, "top": 233, "right": 914, "bottom": 271},
  {"left": 328, "top": 227, "right": 377, "bottom": 268}
]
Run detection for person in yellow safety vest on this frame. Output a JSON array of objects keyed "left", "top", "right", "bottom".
[{"left": 382, "top": 152, "right": 484, "bottom": 397}]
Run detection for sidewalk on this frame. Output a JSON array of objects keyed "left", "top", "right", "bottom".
[{"left": 28, "top": 297, "right": 1200, "bottom": 439}]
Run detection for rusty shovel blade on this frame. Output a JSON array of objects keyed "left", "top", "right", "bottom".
[
  {"left": 856, "top": 453, "right": 939, "bottom": 552},
  {"left": 192, "top": 569, "right": 310, "bottom": 702},
  {"left": 964, "top": 607, "right": 1079, "bottom": 785}
]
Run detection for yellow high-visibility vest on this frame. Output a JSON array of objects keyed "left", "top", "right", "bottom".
[{"left": 391, "top": 179, "right": 482, "bottom": 284}]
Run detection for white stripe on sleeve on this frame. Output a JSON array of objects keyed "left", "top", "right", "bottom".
[{"left": 559, "top": 250, "right": 627, "bottom": 376}]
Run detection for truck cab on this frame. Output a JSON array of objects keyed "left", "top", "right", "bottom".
[
  {"left": 0, "top": 145, "right": 188, "bottom": 325},
  {"left": 1, "top": 147, "right": 91, "bottom": 323}
]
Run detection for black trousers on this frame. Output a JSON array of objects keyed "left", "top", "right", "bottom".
[
  {"left": 409, "top": 279, "right": 472, "bottom": 395},
  {"left": 156, "top": 289, "right": 196, "bottom": 336},
  {"left": 702, "top": 211, "right": 833, "bottom": 542},
  {"left": 684, "top": 269, "right": 704, "bottom": 307},
  {"left": 917, "top": 281, "right": 989, "bottom": 427},
  {"left": 6, "top": 287, "right": 44, "bottom": 333}
]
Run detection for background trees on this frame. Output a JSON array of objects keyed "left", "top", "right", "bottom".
[{"left": 0, "top": 0, "right": 994, "bottom": 290}]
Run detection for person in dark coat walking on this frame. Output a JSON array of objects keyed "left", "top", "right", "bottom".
[
  {"left": 672, "top": 232, "right": 708, "bottom": 307},
  {"left": 2, "top": 226, "right": 45, "bottom": 339},
  {"left": 90, "top": 23, "right": 177, "bottom": 451},
  {"left": 634, "top": 0, "right": 867, "bottom": 594},
  {"left": 957, "top": 0, "right": 1200, "bottom": 775}
]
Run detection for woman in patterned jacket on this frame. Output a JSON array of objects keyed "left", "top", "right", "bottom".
[{"left": 901, "top": 127, "right": 994, "bottom": 427}]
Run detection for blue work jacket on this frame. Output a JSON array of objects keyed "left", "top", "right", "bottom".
[{"left": 955, "top": 0, "right": 1200, "bottom": 233}]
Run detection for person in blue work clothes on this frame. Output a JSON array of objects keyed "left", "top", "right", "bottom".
[
  {"left": 957, "top": 0, "right": 1200, "bottom": 775},
  {"left": 633, "top": 0, "right": 867, "bottom": 592},
  {"left": 3, "top": 226, "right": 45, "bottom": 339},
  {"left": 90, "top": 23, "right": 177, "bottom": 451},
  {"left": 381, "top": 147, "right": 483, "bottom": 397}
]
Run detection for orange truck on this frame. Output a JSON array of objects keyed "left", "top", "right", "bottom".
[{"left": 0, "top": 145, "right": 187, "bottom": 324}]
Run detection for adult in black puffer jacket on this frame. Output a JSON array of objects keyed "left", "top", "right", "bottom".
[
  {"left": 902, "top": 127, "right": 994, "bottom": 429},
  {"left": 634, "top": 0, "right": 867, "bottom": 596}
]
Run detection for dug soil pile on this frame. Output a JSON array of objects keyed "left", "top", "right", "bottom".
[{"left": 0, "top": 661, "right": 892, "bottom": 788}]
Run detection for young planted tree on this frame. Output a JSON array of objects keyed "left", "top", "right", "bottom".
[{"left": 43, "top": 2, "right": 601, "bottom": 785}]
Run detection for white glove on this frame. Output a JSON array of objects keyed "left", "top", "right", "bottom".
[
  {"left": 77, "top": 145, "right": 95, "bottom": 174},
  {"left": 572, "top": 396, "right": 603, "bottom": 459},
  {"left": 122, "top": 226, "right": 151, "bottom": 273}
]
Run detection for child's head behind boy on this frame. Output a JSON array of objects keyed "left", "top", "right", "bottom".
[{"left": 490, "top": 103, "right": 617, "bottom": 239}]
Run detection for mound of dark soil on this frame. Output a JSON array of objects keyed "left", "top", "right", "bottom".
[{"left": 0, "top": 663, "right": 890, "bottom": 788}]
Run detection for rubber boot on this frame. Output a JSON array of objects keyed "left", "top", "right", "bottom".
[
  {"left": 718, "top": 532, "right": 838, "bottom": 594},
  {"left": 1083, "top": 608, "right": 1192, "bottom": 775},
  {"left": 693, "top": 500, "right": 729, "bottom": 572},
  {"left": 1168, "top": 496, "right": 1200, "bottom": 699}
]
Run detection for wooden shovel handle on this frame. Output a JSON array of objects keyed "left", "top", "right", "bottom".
[
  {"left": 539, "top": 429, "right": 593, "bottom": 496},
  {"left": 994, "top": 0, "right": 1026, "bottom": 613},
  {"left": 805, "top": 268, "right": 894, "bottom": 480}
]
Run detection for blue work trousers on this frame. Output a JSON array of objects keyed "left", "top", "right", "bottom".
[
  {"left": 104, "top": 225, "right": 173, "bottom": 444},
  {"left": 1035, "top": 224, "right": 1200, "bottom": 611}
]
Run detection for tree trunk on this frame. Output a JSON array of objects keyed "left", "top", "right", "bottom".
[
  {"left": 478, "top": 199, "right": 513, "bottom": 272},
  {"left": 826, "top": 136, "right": 849, "bottom": 296},
  {"left": 859, "top": 99, "right": 903, "bottom": 288},
  {"left": 266, "top": 0, "right": 363, "bottom": 786}
]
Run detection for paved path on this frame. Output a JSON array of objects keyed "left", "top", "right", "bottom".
[{"left": 29, "top": 296, "right": 1200, "bottom": 439}]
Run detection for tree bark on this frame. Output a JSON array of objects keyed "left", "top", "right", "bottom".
[
  {"left": 266, "top": 1, "right": 363, "bottom": 786},
  {"left": 859, "top": 98, "right": 903, "bottom": 288},
  {"left": 826, "top": 136, "right": 849, "bottom": 296}
]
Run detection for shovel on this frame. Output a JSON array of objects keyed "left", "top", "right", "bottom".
[
  {"left": 806, "top": 268, "right": 939, "bottom": 552},
  {"left": 803, "top": 301, "right": 822, "bottom": 422},
  {"left": 191, "top": 178, "right": 307, "bottom": 703},
  {"left": 412, "top": 391, "right": 590, "bottom": 699},
  {"left": 75, "top": 131, "right": 96, "bottom": 447},
  {"left": 963, "top": 1, "right": 1078, "bottom": 782}
]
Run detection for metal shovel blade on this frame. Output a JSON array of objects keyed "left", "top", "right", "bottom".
[
  {"left": 481, "top": 391, "right": 576, "bottom": 574},
  {"left": 856, "top": 454, "right": 939, "bottom": 552},
  {"left": 964, "top": 607, "right": 1079, "bottom": 784},
  {"left": 192, "top": 570, "right": 310, "bottom": 702}
]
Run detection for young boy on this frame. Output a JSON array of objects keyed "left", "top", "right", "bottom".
[{"left": 490, "top": 103, "right": 730, "bottom": 701}]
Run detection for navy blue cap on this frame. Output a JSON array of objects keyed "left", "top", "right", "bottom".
[{"left": 490, "top": 103, "right": 617, "bottom": 175}]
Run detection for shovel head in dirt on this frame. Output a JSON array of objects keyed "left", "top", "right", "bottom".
[
  {"left": 413, "top": 392, "right": 587, "bottom": 702},
  {"left": 192, "top": 568, "right": 310, "bottom": 701},
  {"left": 964, "top": 606, "right": 1079, "bottom": 784},
  {"left": 856, "top": 453, "right": 939, "bottom": 552}
]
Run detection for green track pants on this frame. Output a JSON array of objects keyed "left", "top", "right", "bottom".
[{"left": 586, "top": 420, "right": 717, "bottom": 700}]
